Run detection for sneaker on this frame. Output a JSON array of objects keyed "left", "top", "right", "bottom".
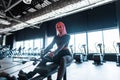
[
  {"left": 18, "top": 70, "right": 28, "bottom": 80},
  {"left": 19, "top": 70, "right": 27, "bottom": 75},
  {"left": 11, "top": 76, "right": 17, "bottom": 80},
  {"left": 18, "top": 74, "right": 28, "bottom": 80}
]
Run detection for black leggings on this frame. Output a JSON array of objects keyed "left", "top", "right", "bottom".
[{"left": 57, "top": 55, "right": 73, "bottom": 80}]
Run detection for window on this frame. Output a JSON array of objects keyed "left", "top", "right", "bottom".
[
  {"left": 14, "top": 28, "right": 119, "bottom": 54},
  {"left": 88, "top": 31, "right": 103, "bottom": 53},
  {"left": 74, "top": 33, "right": 86, "bottom": 53},
  {"left": 24, "top": 40, "right": 33, "bottom": 50},
  {"left": 47, "top": 37, "right": 57, "bottom": 51},
  {"left": 34, "top": 38, "right": 43, "bottom": 49},
  {"left": 69, "top": 33, "right": 87, "bottom": 53},
  {"left": 69, "top": 34, "right": 75, "bottom": 53},
  {"left": 15, "top": 41, "right": 24, "bottom": 50},
  {"left": 103, "top": 29, "right": 119, "bottom": 53}
]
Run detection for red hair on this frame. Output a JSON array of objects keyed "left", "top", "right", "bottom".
[{"left": 56, "top": 21, "right": 67, "bottom": 36}]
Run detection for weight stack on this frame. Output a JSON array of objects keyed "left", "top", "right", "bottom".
[
  {"left": 93, "top": 54, "right": 103, "bottom": 65},
  {"left": 73, "top": 53, "right": 83, "bottom": 63}
]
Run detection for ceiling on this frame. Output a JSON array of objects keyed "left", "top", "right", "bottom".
[{"left": 0, "top": 0, "right": 116, "bottom": 35}]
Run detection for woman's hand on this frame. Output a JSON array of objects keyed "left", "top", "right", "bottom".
[{"left": 49, "top": 51, "right": 54, "bottom": 58}]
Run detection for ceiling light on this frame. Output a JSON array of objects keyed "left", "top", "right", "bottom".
[
  {"left": 0, "top": 18, "right": 11, "bottom": 25},
  {"left": 23, "top": 0, "right": 32, "bottom": 4}
]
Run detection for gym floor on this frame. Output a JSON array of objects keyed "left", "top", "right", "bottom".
[{"left": 0, "top": 58, "right": 120, "bottom": 80}]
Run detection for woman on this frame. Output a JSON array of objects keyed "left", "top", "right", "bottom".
[{"left": 18, "top": 21, "right": 73, "bottom": 80}]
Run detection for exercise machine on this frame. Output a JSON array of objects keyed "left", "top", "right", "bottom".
[
  {"left": 81, "top": 44, "right": 88, "bottom": 61},
  {"left": 93, "top": 43, "right": 104, "bottom": 65},
  {"left": 11, "top": 47, "right": 41, "bottom": 65},
  {"left": 116, "top": 42, "right": 120, "bottom": 66},
  {"left": 18, "top": 50, "right": 72, "bottom": 80},
  {"left": 30, "top": 63, "right": 59, "bottom": 80},
  {"left": 73, "top": 53, "right": 83, "bottom": 63},
  {"left": 0, "top": 45, "right": 11, "bottom": 68},
  {"left": 73, "top": 44, "right": 88, "bottom": 63},
  {"left": 73, "top": 45, "right": 83, "bottom": 63},
  {"left": 69, "top": 45, "right": 83, "bottom": 63}
]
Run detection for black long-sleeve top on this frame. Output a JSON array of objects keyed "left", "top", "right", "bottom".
[{"left": 44, "top": 34, "right": 70, "bottom": 56}]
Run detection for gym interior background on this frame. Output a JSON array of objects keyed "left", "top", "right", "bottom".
[{"left": 0, "top": 0, "right": 120, "bottom": 80}]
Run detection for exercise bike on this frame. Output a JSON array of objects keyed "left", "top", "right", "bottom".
[
  {"left": 116, "top": 42, "right": 120, "bottom": 66},
  {"left": 93, "top": 43, "right": 104, "bottom": 65}
]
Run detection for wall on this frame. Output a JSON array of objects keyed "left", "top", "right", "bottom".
[{"left": 47, "top": 2, "right": 117, "bottom": 35}]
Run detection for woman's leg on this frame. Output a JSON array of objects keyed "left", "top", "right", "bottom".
[
  {"left": 18, "top": 66, "right": 43, "bottom": 79},
  {"left": 56, "top": 55, "right": 73, "bottom": 80}
]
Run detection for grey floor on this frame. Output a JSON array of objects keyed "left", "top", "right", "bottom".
[
  {"left": 0, "top": 58, "right": 120, "bottom": 80},
  {"left": 67, "top": 61, "right": 120, "bottom": 80}
]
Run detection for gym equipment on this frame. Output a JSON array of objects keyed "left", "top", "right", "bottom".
[
  {"left": 0, "top": 45, "right": 11, "bottom": 57},
  {"left": 12, "top": 56, "right": 41, "bottom": 65},
  {"left": 69, "top": 45, "right": 82, "bottom": 63},
  {"left": 0, "top": 45, "right": 11, "bottom": 68},
  {"left": 73, "top": 53, "right": 83, "bottom": 63},
  {"left": 116, "top": 54, "right": 120, "bottom": 66},
  {"left": 18, "top": 50, "right": 72, "bottom": 80},
  {"left": 19, "top": 62, "right": 68, "bottom": 80},
  {"left": 30, "top": 55, "right": 72, "bottom": 80},
  {"left": 81, "top": 44, "right": 88, "bottom": 61},
  {"left": 70, "top": 45, "right": 73, "bottom": 54},
  {"left": 93, "top": 43, "right": 104, "bottom": 65},
  {"left": 30, "top": 63, "right": 59, "bottom": 80},
  {"left": 11, "top": 47, "right": 42, "bottom": 65},
  {"left": 73, "top": 44, "right": 88, "bottom": 63},
  {"left": 72, "top": 44, "right": 83, "bottom": 63},
  {"left": 116, "top": 42, "right": 120, "bottom": 66}
]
